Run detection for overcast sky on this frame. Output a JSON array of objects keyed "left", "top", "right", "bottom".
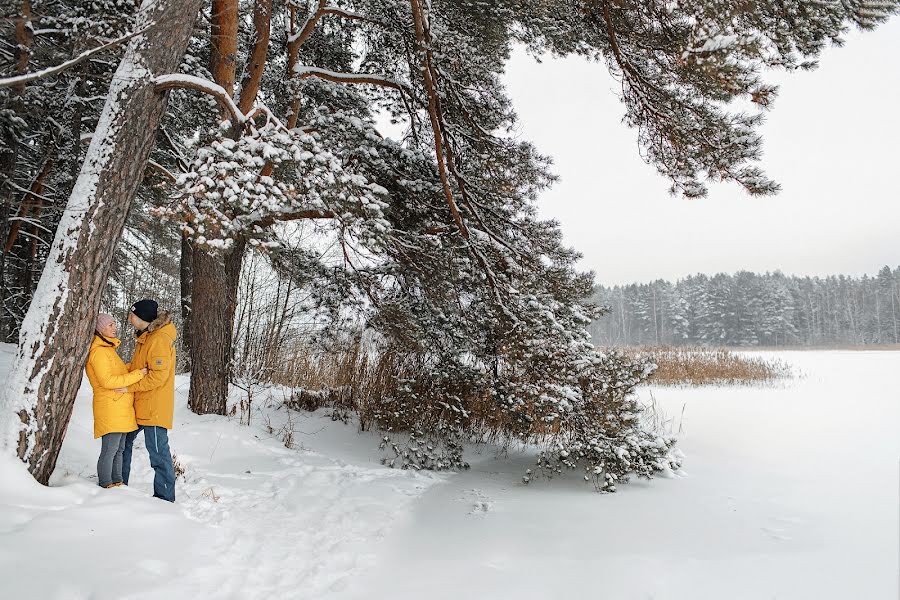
[{"left": 503, "top": 20, "right": 900, "bottom": 286}]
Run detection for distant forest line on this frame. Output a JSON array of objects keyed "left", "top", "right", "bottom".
[{"left": 589, "top": 266, "right": 900, "bottom": 347}]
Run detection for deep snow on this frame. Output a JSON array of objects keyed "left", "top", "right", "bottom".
[{"left": 1, "top": 345, "right": 898, "bottom": 599}]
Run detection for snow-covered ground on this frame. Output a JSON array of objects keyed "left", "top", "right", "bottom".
[{"left": 1, "top": 345, "right": 898, "bottom": 599}]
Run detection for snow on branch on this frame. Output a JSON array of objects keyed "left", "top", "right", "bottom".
[
  {"left": 254, "top": 209, "right": 336, "bottom": 228},
  {"left": 154, "top": 73, "right": 246, "bottom": 127},
  {"left": 0, "top": 27, "right": 150, "bottom": 89},
  {"left": 145, "top": 159, "right": 178, "bottom": 182},
  {"left": 3, "top": 180, "right": 55, "bottom": 204},
  {"left": 294, "top": 66, "right": 407, "bottom": 92},
  {"left": 286, "top": 3, "right": 384, "bottom": 44},
  {"left": 320, "top": 6, "right": 386, "bottom": 27},
  {"left": 7, "top": 217, "right": 53, "bottom": 235}
]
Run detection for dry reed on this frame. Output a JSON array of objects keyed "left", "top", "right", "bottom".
[{"left": 639, "top": 346, "right": 792, "bottom": 386}]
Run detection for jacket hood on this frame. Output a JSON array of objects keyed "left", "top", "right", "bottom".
[
  {"left": 138, "top": 311, "right": 177, "bottom": 343},
  {"left": 147, "top": 310, "right": 173, "bottom": 333},
  {"left": 91, "top": 334, "right": 121, "bottom": 349}
]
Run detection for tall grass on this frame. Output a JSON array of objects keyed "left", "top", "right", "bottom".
[{"left": 639, "top": 346, "right": 792, "bottom": 386}]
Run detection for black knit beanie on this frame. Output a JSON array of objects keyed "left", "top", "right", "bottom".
[{"left": 131, "top": 299, "right": 158, "bottom": 323}]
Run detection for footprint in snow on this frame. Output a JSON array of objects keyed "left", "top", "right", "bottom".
[{"left": 460, "top": 488, "right": 494, "bottom": 516}]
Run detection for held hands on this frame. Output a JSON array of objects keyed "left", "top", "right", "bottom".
[{"left": 113, "top": 368, "right": 147, "bottom": 393}]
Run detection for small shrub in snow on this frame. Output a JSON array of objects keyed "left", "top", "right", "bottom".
[
  {"left": 526, "top": 349, "right": 682, "bottom": 492},
  {"left": 172, "top": 454, "right": 186, "bottom": 482},
  {"left": 272, "top": 341, "right": 681, "bottom": 492},
  {"left": 379, "top": 429, "right": 469, "bottom": 472}
]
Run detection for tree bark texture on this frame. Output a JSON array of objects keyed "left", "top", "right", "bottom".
[
  {"left": 188, "top": 237, "right": 245, "bottom": 415},
  {"left": 236, "top": 0, "right": 271, "bottom": 114},
  {"left": 209, "top": 0, "right": 238, "bottom": 99}
]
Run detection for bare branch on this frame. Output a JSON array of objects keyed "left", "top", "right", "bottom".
[
  {"left": 236, "top": 0, "right": 272, "bottom": 114},
  {"left": 409, "top": 0, "right": 468, "bottom": 240},
  {"left": 320, "top": 6, "right": 386, "bottom": 27},
  {"left": 145, "top": 159, "right": 178, "bottom": 182}
]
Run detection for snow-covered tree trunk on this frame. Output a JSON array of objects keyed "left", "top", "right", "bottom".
[{"left": 0, "top": 0, "right": 202, "bottom": 484}]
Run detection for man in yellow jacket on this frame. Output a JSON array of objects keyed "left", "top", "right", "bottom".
[{"left": 121, "top": 298, "right": 178, "bottom": 502}]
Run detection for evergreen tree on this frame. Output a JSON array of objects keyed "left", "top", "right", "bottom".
[{"left": 591, "top": 267, "right": 900, "bottom": 348}]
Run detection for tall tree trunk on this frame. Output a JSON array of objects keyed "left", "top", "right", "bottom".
[
  {"left": 236, "top": 0, "right": 271, "bottom": 114},
  {"left": 13, "top": 0, "right": 33, "bottom": 96},
  {"left": 179, "top": 234, "right": 194, "bottom": 370},
  {"left": 188, "top": 0, "right": 239, "bottom": 415},
  {"left": 188, "top": 250, "right": 229, "bottom": 414},
  {"left": 0, "top": 0, "right": 202, "bottom": 484},
  {"left": 209, "top": 0, "right": 238, "bottom": 97},
  {"left": 188, "top": 237, "right": 245, "bottom": 414}
]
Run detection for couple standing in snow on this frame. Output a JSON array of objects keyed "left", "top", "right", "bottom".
[{"left": 85, "top": 299, "right": 178, "bottom": 502}]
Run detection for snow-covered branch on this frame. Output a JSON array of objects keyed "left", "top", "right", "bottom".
[
  {"left": 294, "top": 66, "right": 406, "bottom": 92},
  {"left": 145, "top": 159, "right": 178, "bottom": 182},
  {"left": 0, "top": 27, "right": 150, "bottom": 89},
  {"left": 288, "top": 0, "right": 327, "bottom": 46},
  {"left": 320, "top": 6, "right": 385, "bottom": 27},
  {"left": 287, "top": 3, "right": 385, "bottom": 44},
  {"left": 154, "top": 73, "right": 246, "bottom": 127},
  {"left": 254, "top": 209, "right": 336, "bottom": 228},
  {"left": 244, "top": 104, "right": 290, "bottom": 133}
]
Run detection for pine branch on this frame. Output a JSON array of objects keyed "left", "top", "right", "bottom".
[
  {"left": 254, "top": 210, "right": 336, "bottom": 228},
  {"left": 294, "top": 66, "right": 407, "bottom": 91}
]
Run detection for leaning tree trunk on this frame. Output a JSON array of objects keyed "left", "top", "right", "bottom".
[
  {"left": 0, "top": 0, "right": 202, "bottom": 484},
  {"left": 188, "top": 237, "right": 245, "bottom": 414}
]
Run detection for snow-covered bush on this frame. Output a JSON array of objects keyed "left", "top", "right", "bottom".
[
  {"left": 531, "top": 350, "right": 681, "bottom": 492},
  {"left": 268, "top": 332, "right": 680, "bottom": 491},
  {"left": 379, "top": 429, "right": 469, "bottom": 471}
]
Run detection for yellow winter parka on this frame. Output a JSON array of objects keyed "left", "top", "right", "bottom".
[
  {"left": 85, "top": 335, "right": 145, "bottom": 438},
  {"left": 128, "top": 311, "right": 177, "bottom": 429}
]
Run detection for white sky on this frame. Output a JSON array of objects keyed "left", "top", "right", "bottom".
[{"left": 504, "top": 20, "right": 900, "bottom": 286}]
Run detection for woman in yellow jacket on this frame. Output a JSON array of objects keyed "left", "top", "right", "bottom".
[{"left": 86, "top": 314, "right": 147, "bottom": 488}]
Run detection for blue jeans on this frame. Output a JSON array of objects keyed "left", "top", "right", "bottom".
[
  {"left": 97, "top": 432, "right": 127, "bottom": 488},
  {"left": 122, "top": 425, "right": 176, "bottom": 502}
]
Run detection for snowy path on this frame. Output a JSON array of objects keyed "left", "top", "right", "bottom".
[
  {"left": 0, "top": 349, "right": 441, "bottom": 600},
  {"left": 135, "top": 425, "right": 436, "bottom": 600}
]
